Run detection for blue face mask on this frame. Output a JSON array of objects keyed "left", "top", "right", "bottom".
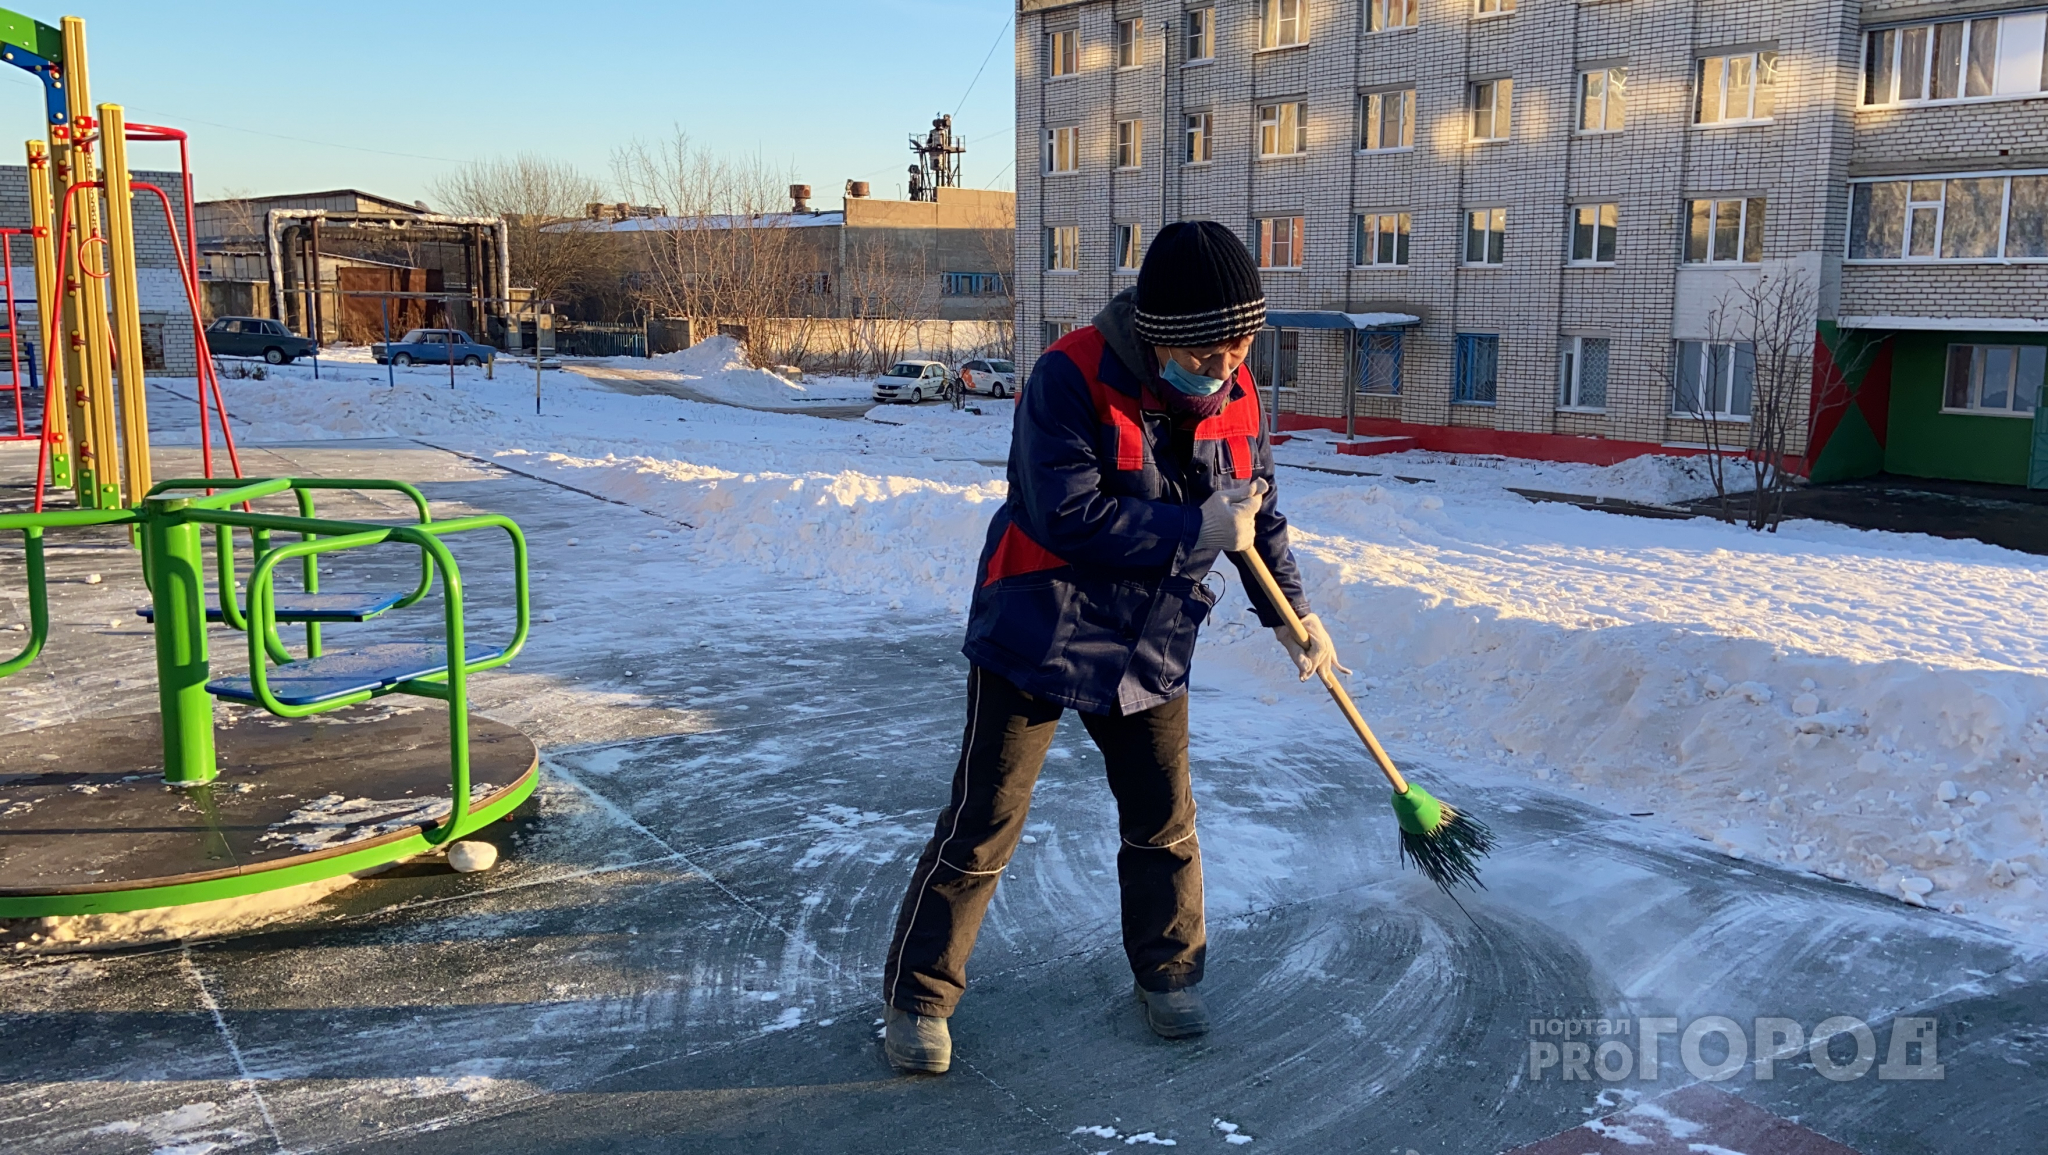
[{"left": 1161, "top": 356, "right": 1228, "bottom": 396}]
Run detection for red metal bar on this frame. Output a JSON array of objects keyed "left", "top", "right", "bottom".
[
  {"left": 130, "top": 181, "right": 245, "bottom": 487},
  {"left": 4, "top": 231, "right": 21, "bottom": 440}
]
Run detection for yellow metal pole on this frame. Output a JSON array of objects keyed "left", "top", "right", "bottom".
[
  {"left": 56, "top": 16, "right": 117, "bottom": 509},
  {"left": 23, "top": 140, "right": 69, "bottom": 489},
  {"left": 98, "top": 102, "right": 149, "bottom": 506}
]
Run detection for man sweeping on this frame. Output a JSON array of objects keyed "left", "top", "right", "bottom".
[{"left": 879, "top": 221, "right": 1346, "bottom": 1074}]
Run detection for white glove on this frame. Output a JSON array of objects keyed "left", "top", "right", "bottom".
[
  {"left": 1197, "top": 478, "right": 1267, "bottom": 553},
  {"left": 1275, "top": 612, "right": 1352, "bottom": 682}
]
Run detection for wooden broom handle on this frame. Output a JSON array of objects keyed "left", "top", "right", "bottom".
[{"left": 1234, "top": 546, "right": 1411, "bottom": 795}]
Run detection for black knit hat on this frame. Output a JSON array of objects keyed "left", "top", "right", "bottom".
[{"left": 1134, "top": 220, "right": 1267, "bottom": 347}]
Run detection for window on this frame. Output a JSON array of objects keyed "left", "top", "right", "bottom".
[
  {"left": 1696, "top": 51, "right": 1778, "bottom": 123},
  {"left": 1116, "top": 223, "right": 1142, "bottom": 271},
  {"left": 1117, "top": 119, "right": 1143, "bottom": 169},
  {"left": 1684, "top": 197, "right": 1765, "bottom": 263},
  {"left": 1251, "top": 328, "right": 1301, "bottom": 393},
  {"left": 942, "top": 271, "right": 1005, "bottom": 296},
  {"left": 1262, "top": 0, "right": 1308, "bottom": 49},
  {"left": 1945, "top": 344, "right": 2046, "bottom": 414},
  {"left": 1185, "top": 112, "right": 1213, "bottom": 163},
  {"left": 1186, "top": 9, "right": 1215, "bottom": 60},
  {"left": 1569, "top": 203, "right": 1618, "bottom": 263},
  {"left": 1360, "top": 89, "right": 1415, "bottom": 150},
  {"left": 1044, "top": 126, "right": 1079, "bottom": 174},
  {"left": 1044, "top": 226, "right": 1079, "bottom": 271},
  {"left": 1369, "top": 0, "right": 1418, "bottom": 32},
  {"left": 1559, "top": 336, "right": 1610, "bottom": 409},
  {"left": 1257, "top": 216, "right": 1305, "bottom": 268},
  {"left": 1354, "top": 212, "right": 1412, "bottom": 266},
  {"left": 1865, "top": 13, "right": 2048, "bottom": 105},
  {"left": 1673, "top": 341, "right": 1755, "bottom": 419},
  {"left": 1042, "top": 321, "right": 1075, "bottom": 348},
  {"left": 1465, "top": 207, "right": 1506, "bottom": 264},
  {"left": 1471, "top": 79, "right": 1513, "bottom": 141},
  {"left": 1578, "top": 67, "right": 1627, "bottom": 132},
  {"left": 1454, "top": 334, "right": 1499, "bottom": 404},
  {"left": 1360, "top": 331, "right": 1404, "bottom": 394},
  {"left": 1476, "top": 0, "right": 1516, "bottom": 13},
  {"left": 1259, "top": 101, "right": 1309, "bottom": 156},
  {"left": 1047, "top": 29, "right": 1078, "bottom": 78},
  {"left": 1849, "top": 173, "right": 2048, "bottom": 260},
  {"left": 1117, "top": 18, "right": 1144, "bottom": 68}
]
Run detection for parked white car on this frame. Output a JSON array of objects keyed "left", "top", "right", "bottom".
[
  {"left": 955, "top": 358, "right": 1018, "bottom": 398},
  {"left": 873, "top": 359, "right": 949, "bottom": 404}
]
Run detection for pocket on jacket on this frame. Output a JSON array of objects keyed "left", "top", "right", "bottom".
[
  {"left": 1156, "top": 575, "right": 1221, "bottom": 690},
  {"left": 965, "top": 573, "right": 1075, "bottom": 669}
]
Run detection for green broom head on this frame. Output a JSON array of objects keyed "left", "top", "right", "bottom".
[{"left": 1392, "top": 785, "right": 1495, "bottom": 895}]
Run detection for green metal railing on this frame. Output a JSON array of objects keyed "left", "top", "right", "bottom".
[{"left": 0, "top": 476, "right": 529, "bottom": 843}]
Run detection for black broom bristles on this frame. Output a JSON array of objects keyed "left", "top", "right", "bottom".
[{"left": 1398, "top": 807, "right": 1495, "bottom": 895}]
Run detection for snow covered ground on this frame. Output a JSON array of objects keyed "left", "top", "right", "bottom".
[{"left": 166, "top": 352, "right": 2048, "bottom": 944}]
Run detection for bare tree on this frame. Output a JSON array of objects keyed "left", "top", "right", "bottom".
[
  {"left": 835, "top": 230, "right": 938, "bottom": 375},
  {"left": 610, "top": 131, "right": 819, "bottom": 367},
  {"left": 432, "top": 155, "right": 619, "bottom": 308},
  {"left": 1680, "top": 270, "right": 1869, "bottom": 531}
]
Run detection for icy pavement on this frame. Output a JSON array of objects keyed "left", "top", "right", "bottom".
[{"left": 1, "top": 433, "right": 2043, "bottom": 1153}]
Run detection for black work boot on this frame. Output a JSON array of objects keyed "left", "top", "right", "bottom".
[
  {"left": 1135, "top": 982, "right": 1209, "bottom": 1039},
  {"left": 884, "top": 1006, "right": 952, "bottom": 1074}
]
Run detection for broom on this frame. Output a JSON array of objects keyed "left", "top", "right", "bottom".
[{"left": 1235, "top": 546, "right": 1494, "bottom": 894}]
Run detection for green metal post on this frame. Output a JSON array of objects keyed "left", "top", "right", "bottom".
[{"left": 141, "top": 497, "right": 217, "bottom": 784}]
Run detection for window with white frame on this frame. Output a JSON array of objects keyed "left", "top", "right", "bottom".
[
  {"left": 1360, "top": 331, "right": 1403, "bottom": 394},
  {"left": 1673, "top": 340, "right": 1755, "bottom": 419},
  {"left": 1117, "top": 119, "right": 1143, "bottom": 169},
  {"left": 1696, "top": 50, "right": 1778, "bottom": 123},
  {"left": 1047, "top": 29, "right": 1078, "bottom": 78},
  {"left": 1117, "top": 18, "right": 1144, "bottom": 68},
  {"left": 1257, "top": 216, "right": 1305, "bottom": 268},
  {"left": 1685, "top": 197, "right": 1764, "bottom": 263},
  {"left": 1185, "top": 112, "right": 1213, "bottom": 163},
  {"left": 1262, "top": 0, "right": 1308, "bottom": 48},
  {"left": 1465, "top": 207, "right": 1506, "bottom": 264},
  {"left": 1579, "top": 66, "right": 1627, "bottom": 132},
  {"left": 1454, "top": 334, "right": 1499, "bottom": 404},
  {"left": 1186, "top": 8, "right": 1215, "bottom": 61},
  {"left": 1849, "top": 173, "right": 2048, "bottom": 260},
  {"left": 1355, "top": 212, "right": 1412, "bottom": 266},
  {"left": 1370, "top": 0, "right": 1418, "bottom": 32},
  {"left": 1471, "top": 78, "right": 1513, "bottom": 141},
  {"left": 1476, "top": 0, "right": 1516, "bottom": 15},
  {"left": 1045, "top": 126, "right": 1079, "bottom": 174},
  {"left": 1360, "top": 89, "right": 1415, "bottom": 150},
  {"left": 1864, "top": 12, "right": 2048, "bottom": 105},
  {"left": 1570, "top": 203, "right": 1618, "bottom": 263},
  {"left": 1044, "top": 226, "right": 1079, "bottom": 271},
  {"left": 1945, "top": 343, "right": 2046, "bottom": 414},
  {"left": 1259, "top": 101, "right": 1309, "bottom": 156},
  {"left": 1559, "top": 335, "right": 1610, "bottom": 409},
  {"left": 1116, "top": 223, "right": 1142, "bottom": 271}
]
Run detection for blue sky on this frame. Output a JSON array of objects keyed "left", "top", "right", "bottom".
[{"left": 0, "top": 0, "right": 1016, "bottom": 205}]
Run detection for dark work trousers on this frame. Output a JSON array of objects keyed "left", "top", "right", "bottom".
[{"left": 881, "top": 666, "right": 1204, "bottom": 1018}]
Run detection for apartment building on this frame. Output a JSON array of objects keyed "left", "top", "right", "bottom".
[{"left": 1014, "top": 0, "right": 2048, "bottom": 487}]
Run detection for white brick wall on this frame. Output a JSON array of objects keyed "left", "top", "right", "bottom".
[{"left": 1015, "top": 0, "right": 2046, "bottom": 448}]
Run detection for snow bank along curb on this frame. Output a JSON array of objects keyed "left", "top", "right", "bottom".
[{"left": 506, "top": 450, "right": 2048, "bottom": 942}]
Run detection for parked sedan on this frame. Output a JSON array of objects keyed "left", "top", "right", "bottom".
[
  {"left": 372, "top": 329, "right": 495, "bottom": 367},
  {"left": 955, "top": 358, "right": 1017, "bottom": 398},
  {"left": 205, "top": 316, "right": 315, "bottom": 365},
  {"left": 872, "top": 359, "right": 948, "bottom": 404}
]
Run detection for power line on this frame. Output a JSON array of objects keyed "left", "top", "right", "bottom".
[
  {"left": 125, "top": 110, "right": 456, "bottom": 165},
  {"left": 954, "top": 16, "right": 1014, "bottom": 117}
]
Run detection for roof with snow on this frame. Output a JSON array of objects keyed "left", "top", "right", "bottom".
[
  {"left": 549, "top": 212, "right": 847, "bottom": 234},
  {"left": 1266, "top": 310, "right": 1421, "bottom": 330}
]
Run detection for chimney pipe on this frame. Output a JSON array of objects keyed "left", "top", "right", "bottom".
[
  {"left": 844, "top": 180, "right": 870, "bottom": 199},
  {"left": 789, "top": 184, "right": 813, "bottom": 213}
]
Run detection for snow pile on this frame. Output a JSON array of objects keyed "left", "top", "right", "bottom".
[
  {"left": 162, "top": 358, "right": 2048, "bottom": 942},
  {"left": 1275, "top": 435, "right": 1758, "bottom": 505},
  {"left": 628, "top": 335, "right": 870, "bottom": 406}
]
